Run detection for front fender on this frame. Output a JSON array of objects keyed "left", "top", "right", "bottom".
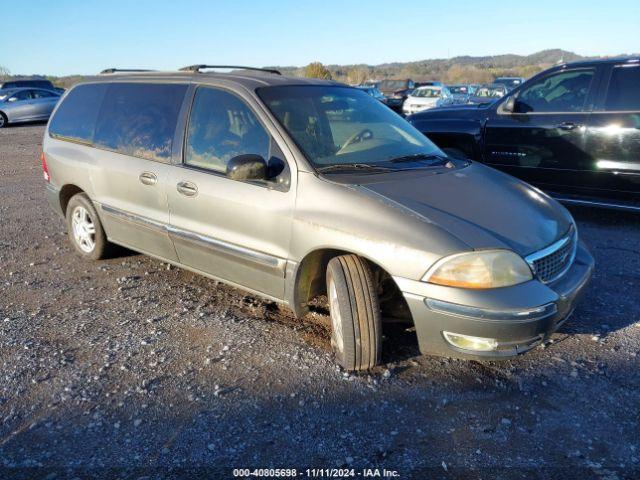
[{"left": 289, "top": 173, "right": 468, "bottom": 281}]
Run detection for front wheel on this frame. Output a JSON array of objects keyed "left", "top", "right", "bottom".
[
  {"left": 326, "top": 255, "right": 382, "bottom": 371},
  {"left": 0, "top": 112, "right": 7, "bottom": 128},
  {"left": 66, "top": 193, "right": 110, "bottom": 260}
]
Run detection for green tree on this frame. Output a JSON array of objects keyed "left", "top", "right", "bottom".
[{"left": 303, "top": 62, "right": 332, "bottom": 80}]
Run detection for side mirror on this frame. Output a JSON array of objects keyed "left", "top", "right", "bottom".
[
  {"left": 501, "top": 95, "right": 516, "bottom": 113},
  {"left": 226, "top": 154, "right": 268, "bottom": 181},
  {"left": 7, "top": 97, "right": 18, "bottom": 103}
]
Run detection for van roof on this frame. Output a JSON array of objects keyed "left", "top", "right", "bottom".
[{"left": 86, "top": 70, "right": 344, "bottom": 90}]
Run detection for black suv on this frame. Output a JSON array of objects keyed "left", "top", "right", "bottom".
[{"left": 408, "top": 57, "right": 640, "bottom": 212}]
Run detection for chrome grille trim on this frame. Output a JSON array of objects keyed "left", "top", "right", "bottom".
[{"left": 525, "top": 227, "right": 577, "bottom": 284}]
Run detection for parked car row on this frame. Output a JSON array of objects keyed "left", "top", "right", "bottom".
[
  {"left": 360, "top": 76, "right": 524, "bottom": 114},
  {"left": 400, "top": 82, "right": 506, "bottom": 115}
]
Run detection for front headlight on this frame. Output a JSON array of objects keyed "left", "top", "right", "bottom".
[{"left": 423, "top": 250, "right": 533, "bottom": 289}]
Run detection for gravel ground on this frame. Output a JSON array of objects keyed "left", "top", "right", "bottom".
[{"left": 1, "top": 124, "right": 639, "bottom": 480}]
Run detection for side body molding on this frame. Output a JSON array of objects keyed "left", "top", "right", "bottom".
[{"left": 100, "top": 203, "right": 286, "bottom": 276}]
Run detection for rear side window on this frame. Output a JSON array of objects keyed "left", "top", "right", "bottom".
[
  {"left": 9, "top": 90, "right": 32, "bottom": 101},
  {"left": 49, "top": 83, "right": 108, "bottom": 143},
  {"left": 515, "top": 69, "right": 594, "bottom": 113},
  {"left": 94, "top": 83, "right": 187, "bottom": 162},
  {"left": 32, "top": 90, "right": 57, "bottom": 98},
  {"left": 605, "top": 65, "right": 640, "bottom": 111}
]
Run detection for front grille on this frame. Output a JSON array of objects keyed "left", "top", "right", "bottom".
[{"left": 526, "top": 228, "right": 577, "bottom": 284}]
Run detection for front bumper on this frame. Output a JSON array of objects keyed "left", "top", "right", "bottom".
[{"left": 394, "top": 241, "right": 594, "bottom": 360}]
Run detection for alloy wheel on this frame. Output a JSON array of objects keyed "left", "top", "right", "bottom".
[{"left": 71, "top": 206, "right": 96, "bottom": 253}]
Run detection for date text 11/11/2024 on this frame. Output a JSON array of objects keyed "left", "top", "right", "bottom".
[{"left": 232, "top": 468, "right": 401, "bottom": 477}]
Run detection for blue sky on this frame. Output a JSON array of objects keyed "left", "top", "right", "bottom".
[{"left": 1, "top": 0, "right": 638, "bottom": 76}]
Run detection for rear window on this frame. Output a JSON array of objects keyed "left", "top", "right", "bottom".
[
  {"left": 93, "top": 83, "right": 187, "bottom": 161},
  {"left": 605, "top": 65, "right": 640, "bottom": 111},
  {"left": 49, "top": 83, "right": 108, "bottom": 143}
]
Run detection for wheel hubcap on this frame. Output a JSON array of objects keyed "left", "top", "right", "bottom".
[
  {"left": 0, "top": 116, "right": 5, "bottom": 127},
  {"left": 71, "top": 206, "right": 96, "bottom": 253},
  {"left": 328, "top": 279, "right": 344, "bottom": 354}
]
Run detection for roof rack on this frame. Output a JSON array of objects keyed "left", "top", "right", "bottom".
[
  {"left": 100, "top": 68, "right": 156, "bottom": 75},
  {"left": 179, "top": 64, "right": 281, "bottom": 75}
]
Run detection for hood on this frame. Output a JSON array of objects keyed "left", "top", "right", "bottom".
[
  {"left": 407, "top": 103, "right": 487, "bottom": 123},
  {"left": 357, "top": 163, "right": 573, "bottom": 256}
]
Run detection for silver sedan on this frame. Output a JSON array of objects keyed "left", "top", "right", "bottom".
[{"left": 0, "top": 88, "right": 61, "bottom": 128}]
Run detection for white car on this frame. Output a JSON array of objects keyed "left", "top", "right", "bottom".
[{"left": 402, "top": 86, "right": 451, "bottom": 115}]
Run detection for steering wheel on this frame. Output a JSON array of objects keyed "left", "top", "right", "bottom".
[{"left": 337, "top": 128, "right": 374, "bottom": 154}]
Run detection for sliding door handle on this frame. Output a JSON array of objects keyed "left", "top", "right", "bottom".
[{"left": 177, "top": 181, "right": 198, "bottom": 197}]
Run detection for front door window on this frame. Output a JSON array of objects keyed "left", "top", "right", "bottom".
[
  {"left": 185, "top": 87, "right": 270, "bottom": 174},
  {"left": 515, "top": 69, "right": 595, "bottom": 113}
]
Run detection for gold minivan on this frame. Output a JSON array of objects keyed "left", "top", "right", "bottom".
[{"left": 43, "top": 66, "right": 594, "bottom": 371}]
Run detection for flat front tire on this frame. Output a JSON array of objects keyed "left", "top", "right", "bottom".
[
  {"left": 326, "top": 255, "right": 382, "bottom": 371},
  {"left": 66, "top": 193, "right": 109, "bottom": 260}
]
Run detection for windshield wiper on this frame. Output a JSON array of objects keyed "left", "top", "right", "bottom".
[
  {"left": 316, "top": 163, "right": 396, "bottom": 174},
  {"left": 387, "top": 153, "right": 449, "bottom": 164}
]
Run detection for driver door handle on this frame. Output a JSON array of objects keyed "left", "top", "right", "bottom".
[
  {"left": 177, "top": 181, "right": 198, "bottom": 197},
  {"left": 557, "top": 122, "right": 582, "bottom": 131},
  {"left": 139, "top": 171, "right": 157, "bottom": 186}
]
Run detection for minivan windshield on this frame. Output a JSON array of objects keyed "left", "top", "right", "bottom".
[{"left": 258, "top": 86, "right": 445, "bottom": 170}]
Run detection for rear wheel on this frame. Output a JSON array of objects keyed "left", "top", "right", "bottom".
[
  {"left": 326, "top": 255, "right": 382, "bottom": 371},
  {"left": 66, "top": 193, "right": 110, "bottom": 260},
  {"left": 0, "top": 112, "right": 7, "bottom": 128}
]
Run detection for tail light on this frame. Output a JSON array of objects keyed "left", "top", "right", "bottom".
[{"left": 41, "top": 151, "right": 50, "bottom": 182}]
